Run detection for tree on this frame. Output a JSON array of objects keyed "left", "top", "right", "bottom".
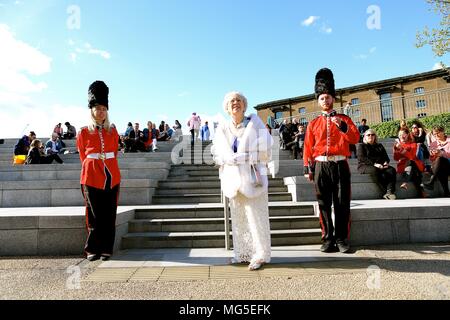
[{"left": 416, "top": 0, "right": 449, "bottom": 59}]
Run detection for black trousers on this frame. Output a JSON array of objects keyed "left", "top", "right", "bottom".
[
  {"left": 400, "top": 160, "right": 423, "bottom": 194},
  {"left": 81, "top": 183, "right": 120, "bottom": 256},
  {"left": 359, "top": 165, "right": 397, "bottom": 193},
  {"left": 431, "top": 156, "right": 450, "bottom": 194},
  {"left": 314, "top": 160, "right": 352, "bottom": 243}
]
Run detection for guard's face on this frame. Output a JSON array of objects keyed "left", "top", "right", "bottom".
[
  {"left": 318, "top": 94, "right": 334, "bottom": 111},
  {"left": 92, "top": 105, "right": 107, "bottom": 122},
  {"left": 227, "top": 95, "right": 245, "bottom": 117}
]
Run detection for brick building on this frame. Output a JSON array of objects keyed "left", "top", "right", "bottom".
[{"left": 255, "top": 68, "right": 450, "bottom": 127}]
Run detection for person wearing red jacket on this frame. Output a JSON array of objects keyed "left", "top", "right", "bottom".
[
  {"left": 393, "top": 128, "right": 425, "bottom": 197},
  {"left": 77, "top": 81, "right": 121, "bottom": 262},
  {"left": 303, "top": 68, "right": 360, "bottom": 253}
]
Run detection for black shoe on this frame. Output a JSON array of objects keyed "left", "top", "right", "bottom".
[
  {"left": 87, "top": 254, "right": 100, "bottom": 261},
  {"left": 320, "top": 241, "right": 336, "bottom": 253},
  {"left": 100, "top": 254, "right": 111, "bottom": 261},
  {"left": 336, "top": 240, "right": 351, "bottom": 253},
  {"left": 422, "top": 181, "right": 434, "bottom": 190}
]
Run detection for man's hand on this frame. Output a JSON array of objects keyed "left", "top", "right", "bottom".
[
  {"left": 331, "top": 116, "right": 342, "bottom": 127},
  {"left": 304, "top": 173, "right": 314, "bottom": 182}
]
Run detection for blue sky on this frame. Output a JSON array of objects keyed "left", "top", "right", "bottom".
[{"left": 0, "top": 0, "right": 447, "bottom": 138}]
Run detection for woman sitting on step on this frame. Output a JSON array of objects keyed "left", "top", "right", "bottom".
[
  {"left": 393, "top": 128, "right": 425, "bottom": 198},
  {"left": 25, "top": 139, "right": 64, "bottom": 165},
  {"left": 357, "top": 129, "right": 397, "bottom": 200},
  {"left": 423, "top": 126, "right": 450, "bottom": 197},
  {"left": 212, "top": 91, "right": 273, "bottom": 271}
]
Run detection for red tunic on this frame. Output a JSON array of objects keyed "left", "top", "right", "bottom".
[
  {"left": 303, "top": 112, "right": 360, "bottom": 167},
  {"left": 77, "top": 126, "right": 121, "bottom": 189},
  {"left": 393, "top": 141, "right": 425, "bottom": 173}
]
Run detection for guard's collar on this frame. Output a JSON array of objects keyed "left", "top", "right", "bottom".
[{"left": 321, "top": 110, "right": 337, "bottom": 117}]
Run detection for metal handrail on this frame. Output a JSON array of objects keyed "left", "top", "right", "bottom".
[{"left": 221, "top": 190, "right": 231, "bottom": 250}]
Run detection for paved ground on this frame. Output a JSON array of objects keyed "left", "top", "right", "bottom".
[{"left": 1, "top": 243, "right": 449, "bottom": 300}]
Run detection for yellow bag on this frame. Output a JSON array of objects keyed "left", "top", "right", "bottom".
[{"left": 13, "top": 155, "right": 26, "bottom": 165}]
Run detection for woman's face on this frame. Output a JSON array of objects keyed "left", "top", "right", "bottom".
[
  {"left": 227, "top": 95, "right": 245, "bottom": 117},
  {"left": 433, "top": 130, "right": 445, "bottom": 140},
  {"left": 92, "top": 105, "right": 107, "bottom": 122},
  {"left": 399, "top": 131, "right": 408, "bottom": 142},
  {"left": 365, "top": 133, "right": 376, "bottom": 144}
]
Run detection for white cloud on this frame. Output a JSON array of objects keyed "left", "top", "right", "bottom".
[
  {"left": 433, "top": 62, "right": 444, "bottom": 70},
  {"left": 177, "top": 91, "right": 190, "bottom": 97},
  {"left": 302, "top": 16, "right": 320, "bottom": 27},
  {"left": 0, "top": 101, "right": 89, "bottom": 138},
  {"left": 84, "top": 43, "right": 111, "bottom": 59},
  {"left": 68, "top": 40, "right": 111, "bottom": 62},
  {"left": 354, "top": 47, "right": 377, "bottom": 60},
  {"left": 320, "top": 25, "right": 333, "bottom": 34},
  {"left": 0, "top": 24, "right": 51, "bottom": 87}
]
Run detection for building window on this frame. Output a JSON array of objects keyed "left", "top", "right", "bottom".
[
  {"left": 298, "top": 107, "right": 306, "bottom": 114},
  {"left": 274, "top": 111, "right": 283, "bottom": 120},
  {"left": 416, "top": 100, "right": 427, "bottom": 108},
  {"left": 380, "top": 93, "right": 394, "bottom": 122},
  {"left": 414, "top": 87, "right": 425, "bottom": 95},
  {"left": 351, "top": 98, "right": 360, "bottom": 105}
]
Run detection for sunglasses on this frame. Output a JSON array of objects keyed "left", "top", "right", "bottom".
[{"left": 366, "top": 134, "right": 375, "bottom": 136}]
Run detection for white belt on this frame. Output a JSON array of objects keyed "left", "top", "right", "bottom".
[
  {"left": 315, "top": 155, "right": 346, "bottom": 162},
  {"left": 87, "top": 152, "right": 115, "bottom": 160}
]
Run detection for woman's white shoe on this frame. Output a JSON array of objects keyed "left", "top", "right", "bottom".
[{"left": 248, "top": 260, "right": 264, "bottom": 271}]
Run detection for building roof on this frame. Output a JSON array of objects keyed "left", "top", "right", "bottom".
[{"left": 254, "top": 68, "right": 450, "bottom": 111}]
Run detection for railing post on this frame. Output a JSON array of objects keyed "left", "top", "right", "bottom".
[{"left": 222, "top": 191, "right": 231, "bottom": 250}]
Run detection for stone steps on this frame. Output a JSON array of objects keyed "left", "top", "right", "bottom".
[
  {"left": 134, "top": 203, "right": 315, "bottom": 219},
  {"left": 121, "top": 228, "right": 322, "bottom": 249},
  {"left": 151, "top": 192, "right": 293, "bottom": 204},
  {"left": 128, "top": 215, "right": 320, "bottom": 233},
  {"left": 155, "top": 186, "right": 288, "bottom": 196}
]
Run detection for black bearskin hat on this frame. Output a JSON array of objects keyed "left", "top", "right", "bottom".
[
  {"left": 314, "top": 68, "right": 336, "bottom": 99},
  {"left": 88, "top": 80, "right": 109, "bottom": 109}
]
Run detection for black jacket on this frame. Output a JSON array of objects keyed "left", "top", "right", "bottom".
[
  {"left": 25, "top": 148, "right": 42, "bottom": 164},
  {"left": 357, "top": 143, "right": 390, "bottom": 172}
]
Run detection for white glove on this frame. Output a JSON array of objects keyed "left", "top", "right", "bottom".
[{"left": 232, "top": 152, "right": 248, "bottom": 164}]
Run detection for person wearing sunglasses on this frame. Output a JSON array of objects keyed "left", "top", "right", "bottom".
[{"left": 357, "top": 129, "right": 397, "bottom": 200}]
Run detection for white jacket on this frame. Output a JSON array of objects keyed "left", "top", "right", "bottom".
[{"left": 212, "top": 114, "right": 273, "bottom": 199}]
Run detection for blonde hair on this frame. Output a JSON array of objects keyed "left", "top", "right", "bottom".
[
  {"left": 222, "top": 91, "right": 248, "bottom": 114},
  {"left": 88, "top": 108, "right": 112, "bottom": 133}
]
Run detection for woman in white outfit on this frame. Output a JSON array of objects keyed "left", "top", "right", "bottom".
[{"left": 213, "top": 91, "right": 273, "bottom": 270}]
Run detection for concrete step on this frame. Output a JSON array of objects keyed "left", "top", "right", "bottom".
[
  {"left": 158, "top": 179, "right": 286, "bottom": 189},
  {"left": 128, "top": 215, "right": 320, "bottom": 233},
  {"left": 0, "top": 179, "right": 158, "bottom": 207},
  {"left": 121, "top": 228, "right": 322, "bottom": 249},
  {"left": 0, "top": 163, "right": 170, "bottom": 181},
  {"left": 134, "top": 203, "right": 315, "bottom": 219},
  {"left": 284, "top": 174, "right": 450, "bottom": 201},
  {"left": 155, "top": 186, "right": 288, "bottom": 196},
  {"left": 151, "top": 192, "right": 292, "bottom": 204}
]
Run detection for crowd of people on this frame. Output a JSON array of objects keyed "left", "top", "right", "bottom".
[{"left": 4, "top": 71, "right": 448, "bottom": 269}]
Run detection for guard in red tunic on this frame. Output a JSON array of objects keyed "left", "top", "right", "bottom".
[
  {"left": 303, "top": 68, "right": 360, "bottom": 253},
  {"left": 77, "top": 81, "right": 121, "bottom": 261}
]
